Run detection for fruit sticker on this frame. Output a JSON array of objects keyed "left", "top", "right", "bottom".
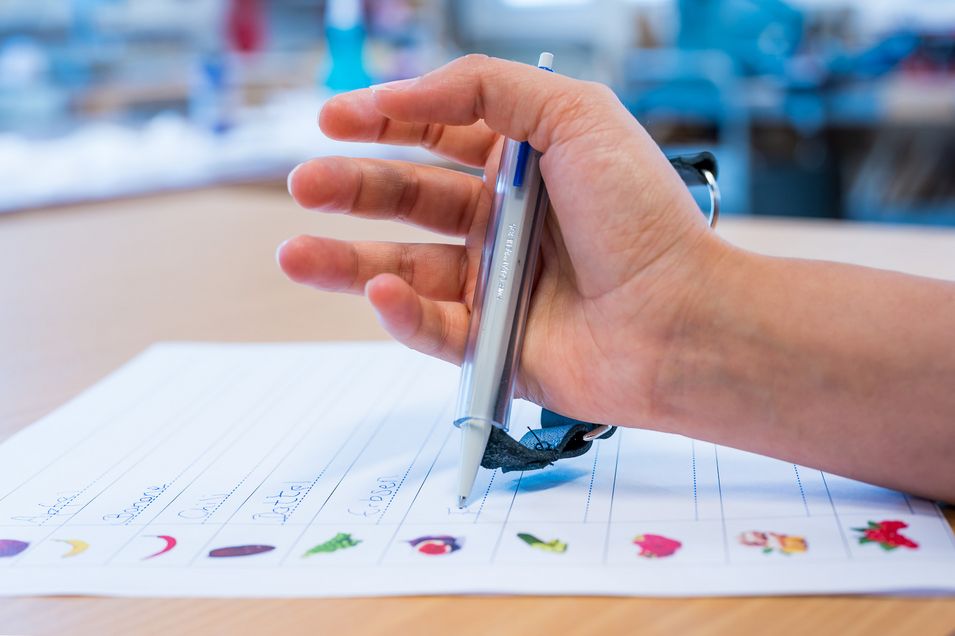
[
  {"left": 0, "top": 540, "right": 29, "bottom": 558},
  {"left": 408, "top": 535, "right": 461, "bottom": 556},
  {"left": 853, "top": 520, "right": 919, "bottom": 551},
  {"left": 739, "top": 531, "right": 807, "bottom": 555},
  {"left": 303, "top": 532, "right": 361, "bottom": 557},
  {"left": 56, "top": 539, "right": 89, "bottom": 558},
  {"left": 632, "top": 534, "right": 682, "bottom": 558},
  {"left": 517, "top": 533, "right": 567, "bottom": 554}
]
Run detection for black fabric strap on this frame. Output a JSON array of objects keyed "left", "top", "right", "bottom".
[
  {"left": 480, "top": 410, "right": 616, "bottom": 473},
  {"left": 669, "top": 151, "right": 719, "bottom": 185},
  {"left": 478, "top": 152, "right": 717, "bottom": 473}
]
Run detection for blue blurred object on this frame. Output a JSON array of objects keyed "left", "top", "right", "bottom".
[
  {"left": 322, "top": 0, "right": 373, "bottom": 91},
  {"left": 619, "top": 49, "right": 750, "bottom": 214},
  {"left": 324, "top": 25, "right": 374, "bottom": 91},
  {"left": 618, "top": 0, "right": 809, "bottom": 215},
  {"left": 829, "top": 31, "right": 921, "bottom": 80},
  {"left": 0, "top": 36, "right": 66, "bottom": 133},
  {"left": 677, "top": 0, "right": 803, "bottom": 76},
  {"left": 190, "top": 52, "right": 234, "bottom": 135}
]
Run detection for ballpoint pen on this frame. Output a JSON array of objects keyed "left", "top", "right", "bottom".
[{"left": 454, "top": 52, "right": 555, "bottom": 508}]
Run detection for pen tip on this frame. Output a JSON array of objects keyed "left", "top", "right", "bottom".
[{"left": 457, "top": 496, "right": 467, "bottom": 509}]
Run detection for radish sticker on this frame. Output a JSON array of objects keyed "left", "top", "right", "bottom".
[{"left": 408, "top": 535, "right": 461, "bottom": 556}]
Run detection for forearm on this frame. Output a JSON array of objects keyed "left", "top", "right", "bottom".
[{"left": 658, "top": 244, "right": 955, "bottom": 502}]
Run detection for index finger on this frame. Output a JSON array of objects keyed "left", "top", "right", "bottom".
[
  {"left": 369, "top": 54, "right": 628, "bottom": 154},
  {"left": 320, "top": 90, "right": 501, "bottom": 169}
]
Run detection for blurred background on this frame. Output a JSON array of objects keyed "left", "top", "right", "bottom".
[{"left": 2, "top": 0, "right": 954, "bottom": 223}]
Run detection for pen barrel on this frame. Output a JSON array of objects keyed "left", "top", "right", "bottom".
[{"left": 454, "top": 138, "right": 549, "bottom": 432}]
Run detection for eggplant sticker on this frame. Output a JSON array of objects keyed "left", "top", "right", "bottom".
[
  {"left": 208, "top": 544, "right": 275, "bottom": 558},
  {"left": 0, "top": 540, "right": 29, "bottom": 558}
]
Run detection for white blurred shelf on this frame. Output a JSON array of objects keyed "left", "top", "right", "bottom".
[{"left": 0, "top": 89, "right": 433, "bottom": 213}]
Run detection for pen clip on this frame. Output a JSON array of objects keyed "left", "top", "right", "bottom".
[
  {"left": 513, "top": 141, "right": 531, "bottom": 188},
  {"left": 511, "top": 57, "right": 554, "bottom": 189}
]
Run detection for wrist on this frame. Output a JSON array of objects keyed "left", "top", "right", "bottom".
[{"left": 650, "top": 239, "right": 770, "bottom": 439}]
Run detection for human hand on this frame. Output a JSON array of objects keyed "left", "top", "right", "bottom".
[{"left": 280, "top": 54, "right": 726, "bottom": 429}]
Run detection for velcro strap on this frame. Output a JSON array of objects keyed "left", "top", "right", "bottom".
[{"left": 480, "top": 409, "right": 616, "bottom": 473}]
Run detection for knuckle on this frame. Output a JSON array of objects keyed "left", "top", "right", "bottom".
[
  {"left": 584, "top": 80, "right": 618, "bottom": 104},
  {"left": 538, "top": 86, "right": 588, "bottom": 141},
  {"left": 423, "top": 310, "right": 450, "bottom": 358},
  {"left": 420, "top": 123, "right": 446, "bottom": 151},
  {"left": 458, "top": 53, "right": 490, "bottom": 69},
  {"left": 537, "top": 80, "right": 619, "bottom": 146},
  {"left": 457, "top": 247, "right": 470, "bottom": 301},
  {"left": 396, "top": 170, "right": 420, "bottom": 221},
  {"left": 396, "top": 244, "right": 416, "bottom": 288}
]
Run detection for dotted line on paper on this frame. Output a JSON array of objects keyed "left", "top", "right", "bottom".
[
  {"left": 691, "top": 441, "right": 699, "bottom": 521},
  {"left": 121, "top": 483, "right": 172, "bottom": 526},
  {"left": 583, "top": 442, "right": 600, "bottom": 523},
  {"left": 378, "top": 406, "right": 449, "bottom": 522},
  {"left": 281, "top": 477, "right": 323, "bottom": 524},
  {"left": 474, "top": 470, "right": 496, "bottom": 523},
  {"left": 38, "top": 484, "right": 93, "bottom": 527},
  {"left": 377, "top": 465, "right": 415, "bottom": 521},
  {"left": 793, "top": 464, "right": 809, "bottom": 516},
  {"left": 201, "top": 473, "right": 255, "bottom": 523}
]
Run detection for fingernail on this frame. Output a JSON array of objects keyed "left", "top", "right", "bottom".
[
  {"left": 287, "top": 163, "right": 303, "bottom": 197},
  {"left": 363, "top": 277, "right": 378, "bottom": 298},
  {"left": 369, "top": 76, "right": 419, "bottom": 93},
  {"left": 365, "top": 281, "right": 387, "bottom": 327},
  {"left": 275, "top": 239, "right": 289, "bottom": 267}
]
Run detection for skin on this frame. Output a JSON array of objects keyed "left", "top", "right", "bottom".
[{"left": 279, "top": 55, "right": 955, "bottom": 503}]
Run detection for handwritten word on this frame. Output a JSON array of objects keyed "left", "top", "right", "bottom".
[
  {"left": 251, "top": 481, "right": 311, "bottom": 523},
  {"left": 177, "top": 493, "right": 230, "bottom": 521},
  {"left": 102, "top": 484, "right": 170, "bottom": 524},
  {"left": 10, "top": 491, "right": 81, "bottom": 525},
  {"left": 347, "top": 476, "right": 401, "bottom": 518}
]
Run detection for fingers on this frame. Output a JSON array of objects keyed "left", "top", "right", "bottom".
[
  {"left": 365, "top": 273, "right": 468, "bottom": 365},
  {"left": 277, "top": 235, "right": 468, "bottom": 302},
  {"left": 320, "top": 91, "right": 501, "bottom": 168},
  {"left": 369, "top": 54, "right": 625, "bottom": 154},
  {"left": 288, "top": 156, "right": 487, "bottom": 237}
]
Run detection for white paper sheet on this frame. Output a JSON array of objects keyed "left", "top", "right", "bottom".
[{"left": 1, "top": 342, "right": 953, "bottom": 598}]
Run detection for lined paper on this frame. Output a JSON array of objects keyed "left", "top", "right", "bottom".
[{"left": 1, "top": 342, "right": 952, "bottom": 597}]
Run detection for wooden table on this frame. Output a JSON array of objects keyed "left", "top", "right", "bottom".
[{"left": 2, "top": 184, "right": 954, "bottom": 635}]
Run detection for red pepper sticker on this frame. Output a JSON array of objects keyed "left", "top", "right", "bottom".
[{"left": 853, "top": 520, "right": 919, "bottom": 551}]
